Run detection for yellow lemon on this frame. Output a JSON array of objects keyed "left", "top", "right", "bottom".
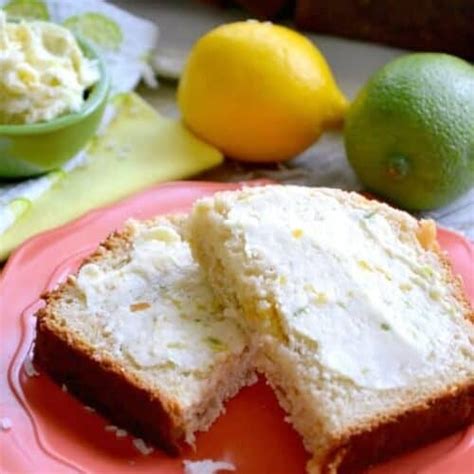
[{"left": 178, "top": 21, "right": 348, "bottom": 162}]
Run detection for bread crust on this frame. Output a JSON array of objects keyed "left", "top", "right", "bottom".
[
  {"left": 34, "top": 317, "right": 185, "bottom": 455},
  {"left": 320, "top": 382, "right": 474, "bottom": 474}
]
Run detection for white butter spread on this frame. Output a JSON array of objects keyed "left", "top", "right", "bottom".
[
  {"left": 76, "top": 222, "right": 246, "bottom": 374},
  {"left": 0, "top": 11, "right": 99, "bottom": 124},
  {"left": 219, "top": 187, "right": 471, "bottom": 389}
]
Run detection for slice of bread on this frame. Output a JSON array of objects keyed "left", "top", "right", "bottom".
[
  {"left": 34, "top": 216, "right": 256, "bottom": 454},
  {"left": 188, "top": 185, "right": 474, "bottom": 473}
]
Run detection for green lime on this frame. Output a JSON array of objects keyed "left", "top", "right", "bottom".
[
  {"left": 63, "top": 12, "right": 123, "bottom": 50},
  {"left": 344, "top": 53, "right": 474, "bottom": 210},
  {"left": 3, "top": 0, "right": 49, "bottom": 20}
]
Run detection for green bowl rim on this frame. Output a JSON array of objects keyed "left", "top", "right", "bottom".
[{"left": 0, "top": 35, "right": 110, "bottom": 135}]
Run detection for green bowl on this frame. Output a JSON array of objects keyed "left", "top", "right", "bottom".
[{"left": 0, "top": 37, "right": 110, "bottom": 179}]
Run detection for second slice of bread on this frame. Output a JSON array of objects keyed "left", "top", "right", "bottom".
[
  {"left": 188, "top": 185, "right": 474, "bottom": 473},
  {"left": 34, "top": 216, "right": 256, "bottom": 454}
]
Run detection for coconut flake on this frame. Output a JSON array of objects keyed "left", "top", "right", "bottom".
[
  {"left": 61, "top": 384, "right": 68, "bottom": 392},
  {"left": 84, "top": 406, "right": 95, "bottom": 412},
  {"left": 23, "top": 358, "right": 39, "bottom": 377},
  {"left": 132, "top": 438, "right": 154, "bottom": 456},
  {"left": 115, "top": 429, "right": 127, "bottom": 438},
  {"left": 105, "top": 425, "right": 118, "bottom": 432},
  {"left": 183, "top": 459, "right": 236, "bottom": 474},
  {"left": 0, "top": 417, "right": 12, "bottom": 431}
]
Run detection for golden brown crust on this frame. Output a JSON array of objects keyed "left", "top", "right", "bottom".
[
  {"left": 432, "top": 238, "right": 474, "bottom": 325},
  {"left": 39, "top": 225, "right": 135, "bottom": 305},
  {"left": 34, "top": 317, "right": 185, "bottom": 455},
  {"left": 321, "top": 382, "right": 474, "bottom": 473}
]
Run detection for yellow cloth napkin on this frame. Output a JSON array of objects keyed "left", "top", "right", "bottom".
[{"left": 0, "top": 93, "right": 222, "bottom": 260}]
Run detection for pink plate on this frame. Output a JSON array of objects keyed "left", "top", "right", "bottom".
[{"left": 0, "top": 181, "right": 473, "bottom": 474}]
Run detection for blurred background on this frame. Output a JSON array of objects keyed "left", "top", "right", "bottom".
[
  {"left": 113, "top": 0, "right": 473, "bottom": 236},
  {"left": 115, "top": 0, "right": 474, "bottom": 61},
  {"left": 1, "top": 0, "right": 472, "bottom": 260}
]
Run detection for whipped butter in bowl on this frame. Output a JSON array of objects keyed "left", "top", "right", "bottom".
[
  {"left": 0, "top": 11, "right": 100, "bottom": 125},
  {"left": 0, "top": 11, "right": 109, "bottom": 178}
]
